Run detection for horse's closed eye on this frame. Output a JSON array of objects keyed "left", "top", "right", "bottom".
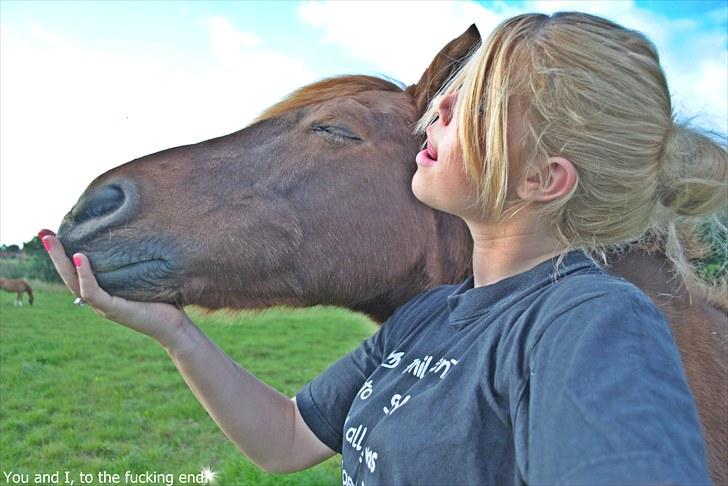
[{"left": 311, "top": 124, "right": 363, "bottom": 143}]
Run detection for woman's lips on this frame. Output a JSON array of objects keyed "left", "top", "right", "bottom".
[
  {"left": 416, "top": 141, "right": 438, "bottom": 167},
  {"left": 416, "top": 149, "right": 437, "bottom": 167}
]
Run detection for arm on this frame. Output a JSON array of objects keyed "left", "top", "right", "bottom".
[
  {"left": 522, "top": 289, "right": 710, "bottom": 484},
  {"left": 43, "top": 234, "right": 335, "bottom": 473},
  {"left": 163, "top": 319, "right": 335, "bottom": 473}
]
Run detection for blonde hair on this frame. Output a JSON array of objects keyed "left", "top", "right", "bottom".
[{"left": 416, "top": 12, "right": 727, "bottom": 290}]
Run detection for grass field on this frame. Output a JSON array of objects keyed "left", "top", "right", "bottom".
[{"left": 0, "top": 284, "right": 377, "bottom": 486}]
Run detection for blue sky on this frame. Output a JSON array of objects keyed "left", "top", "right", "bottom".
[
  {"left": 1, "top": 0, "right": 726, "bottom": 245},
  {"left": 0, "top": 1, "right": 370, "bottom": 78}
]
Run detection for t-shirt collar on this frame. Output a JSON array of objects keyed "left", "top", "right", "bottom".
[{"left": 446, "top": 250, "right": 599, "bottom": 326}]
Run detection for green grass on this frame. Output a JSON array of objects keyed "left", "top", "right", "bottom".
[{"left": 0, "top": 287, "right": 377, "bottom": 485}]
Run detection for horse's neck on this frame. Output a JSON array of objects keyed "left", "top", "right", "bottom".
[
  {"left": 608, "top": 249, "right": 687, "bottom": 302},
  {"left": 351, "top": 212, "right": 471, "bottom": 322},
  {"left": 607, "top": 248, "right": 726, "bottom": 321}
]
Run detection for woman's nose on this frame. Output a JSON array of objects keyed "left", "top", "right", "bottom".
[{"left": 435, "top": 91, "right": 458, "bottom": 125}]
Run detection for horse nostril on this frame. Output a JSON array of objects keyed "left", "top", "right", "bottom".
[{"left": 71, "top": 184, "right": 126, "bottom": 224}]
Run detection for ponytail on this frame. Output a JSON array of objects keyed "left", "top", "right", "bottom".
[
  {"left": 650, "top": 122, "right": 727, "bottom": 294},
  {"left": 657, "top": 124, "right": 727, "bottom": 217}
]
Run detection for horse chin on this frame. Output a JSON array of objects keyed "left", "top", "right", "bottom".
[
  {"left": 94, "top": 260, "right": 180, "bottom": 304},
  {"left": 56, "top": 226, "right": 182, "bottom": 303}
]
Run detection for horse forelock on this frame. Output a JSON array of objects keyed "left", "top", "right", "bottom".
[{"left": 254, "top": 75, "right": 404, "bottom": 123}]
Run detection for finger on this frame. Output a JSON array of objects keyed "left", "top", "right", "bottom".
[
  {"left": 38, "top": 229, "right": 55, "bottom": 240},
  {"left": 42, "top": 234, "right": 80, "bottom": 296},
  {"left": 73, "top": 253, "right": 114, "bottom": 310}
]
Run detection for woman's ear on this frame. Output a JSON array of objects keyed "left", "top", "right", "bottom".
[{"left": 517, "top": 157, "right": 578, "bottom": 202}]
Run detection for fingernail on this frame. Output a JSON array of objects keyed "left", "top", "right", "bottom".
[
  {"left": 41, "top": 236, "right": 52, "bottom": 252},
  {"left": 38, "top": 229, "right": 56, "bottom": 239},
  {"left": 73, "top": 254, "right": 82, "bottom": 268}
]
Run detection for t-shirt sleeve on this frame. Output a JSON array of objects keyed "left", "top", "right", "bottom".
[{"left": 522, "top": 287, "right": 711, "bottom": 485}]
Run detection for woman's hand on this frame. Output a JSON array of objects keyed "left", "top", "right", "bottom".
[{"left": 40, "top": 230, "right": 190, "bottom": 349}]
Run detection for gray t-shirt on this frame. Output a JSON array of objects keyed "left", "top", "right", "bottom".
[{"left": 296, "top": 251, "right": 710, "bottom": 485}]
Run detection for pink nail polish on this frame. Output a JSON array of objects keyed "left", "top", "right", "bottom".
[
  {"left": 73, "top": 255, "right": 82, "bottom": 268},
  {"left": 42, "top": 237, "right": 52, "bottom": 252}
]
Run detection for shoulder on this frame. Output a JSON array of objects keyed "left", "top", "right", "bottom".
[
  {"left": 524, "top": 270, "right": 674, "bottom": 362},
  {"left": 524, "top": 276, "right": 709, "bottom": 484},
  {"left": 538, "top": 269, "right": 664, "bottom": 324}
]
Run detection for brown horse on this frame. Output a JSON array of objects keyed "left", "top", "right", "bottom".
[
  {"left": 56, "top": 26, "right": 726, "bottom": 483},
  {"left": 0, "top": 278, "right": 34, "bottom": 306}
]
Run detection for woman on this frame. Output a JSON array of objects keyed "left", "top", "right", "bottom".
[{"left": 43, "top": 12, "right": 722, "bottom": 484}]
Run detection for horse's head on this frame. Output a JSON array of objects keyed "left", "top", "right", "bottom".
[{"left": 57, "top": 26, "right": 480, "bottom": 320}]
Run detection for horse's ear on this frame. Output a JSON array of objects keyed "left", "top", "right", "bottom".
[{"left": 406, "top": 24, "right": 481, "bottom": 115}]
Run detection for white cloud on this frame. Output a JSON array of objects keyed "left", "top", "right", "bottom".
[
  {"left": 298, "top": 0, "right": 509, "bottom": 83},
  {"left": 209, "top": 16, "right": 262, "bottom": 63},
  {"left": 0, "top": 18, "right": 317, "bottom": 245},
  {"left": 670, "top": 57, "right": 728, "bottom": 132}
]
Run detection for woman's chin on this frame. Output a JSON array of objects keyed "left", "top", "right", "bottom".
[
  {"left": 411, "top": 172, "right": 483, "bottom": 221},
  {"left": 411, "top": 174, "right": 441, "bottom": 211}
]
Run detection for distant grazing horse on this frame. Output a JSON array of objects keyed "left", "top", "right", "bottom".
[
  {"left": 56, "top": 26, "right": 726, "bottom": 483},
  {"left": 0, "top": 278, "right": 33, "bottom": 306}
]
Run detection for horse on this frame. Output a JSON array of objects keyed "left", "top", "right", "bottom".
[
  {"left": 0, "top": 278, "right": 34, "bottom": 306},
  {"left": 55, "top": 26, "right": 727, "bottom": 483}
]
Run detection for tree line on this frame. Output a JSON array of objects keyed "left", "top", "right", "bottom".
[{"left": 0, "top": 236, "right": 62, "bottom": 283}]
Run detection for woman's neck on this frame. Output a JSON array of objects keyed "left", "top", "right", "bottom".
[{"left": 465, "top": 211, "right": 566, "bottom": 288}]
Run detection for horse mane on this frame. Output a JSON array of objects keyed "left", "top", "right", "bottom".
[{"left": 255, "top": 75, "right": 404, "bottom": 123}]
